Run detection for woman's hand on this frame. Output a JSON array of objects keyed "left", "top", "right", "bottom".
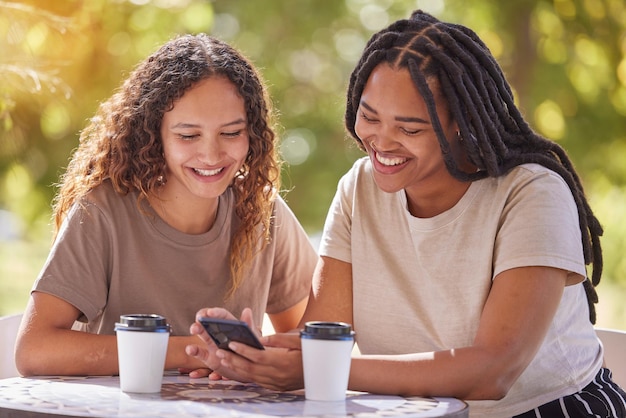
[
  {"left": 186, "top": 307, "right": 247, "bottom": 381},
  {"left": 186, "top": 307, "right": 305, "bottom": 390},
  {"left": 177, "top": 367, "right": 213, "bottom": 379},
  {"left": 213, "top": 331, "right": 304, "bottom": 391}
]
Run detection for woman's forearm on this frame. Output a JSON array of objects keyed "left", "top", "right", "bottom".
[
  {"left": 16, "top": 330, "right": 201, "bottom": 376},
  {"left": 349, "top": 346, "right": 524, "bottom": 400}
]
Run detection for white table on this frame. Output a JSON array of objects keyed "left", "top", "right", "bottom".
[{"left": 0, "top": 372, "right": 469, "bottom": 417}]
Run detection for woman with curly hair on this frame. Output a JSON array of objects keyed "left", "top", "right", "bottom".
[
  {"left": 186, "top": 11, "right": 625, "bottom": 417},
  {"left": 15, "top": 34, "right": 316, "bottom": 377}
]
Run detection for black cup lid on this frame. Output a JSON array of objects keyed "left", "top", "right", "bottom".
[
  {"left": 300, "top": 321, "right": 354, "bottom": 340},
  {"left": 114, "top": 314, "right": 170, "bottom": 332}
]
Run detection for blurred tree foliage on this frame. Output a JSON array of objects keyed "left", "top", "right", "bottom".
[{"left": 1, "top": 0, "right": 625, "bottom": 287}]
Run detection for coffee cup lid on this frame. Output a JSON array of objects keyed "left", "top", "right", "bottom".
[
  {"left": 300, "top": 321, "right": 355, "bottom": 340},
  {"left": 114, "top": 314, "right": 170, "bottom": 332}
]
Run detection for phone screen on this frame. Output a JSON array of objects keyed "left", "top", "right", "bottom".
[{"left": 198, "top": 317, "right": 264, "bottom": 351}]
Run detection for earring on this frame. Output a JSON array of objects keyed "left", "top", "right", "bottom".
[{"left": 456, "top": 131, "right": 464, "bottom": 142}]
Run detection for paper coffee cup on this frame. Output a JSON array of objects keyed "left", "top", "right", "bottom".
[
  {"left": 300, "top": 321, "right": 355, "bottom": 401},
  {"left": 115, "top": 314, "right": 170, "bottom": 393}
]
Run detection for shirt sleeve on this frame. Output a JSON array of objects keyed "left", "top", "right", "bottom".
[
  {"left": 264, "top": 196, "right": 318, "bottom": 314},
  {"left": 318, "top": 159, "right": 365, "bottom": 264},
  {"left": 493, "top": 166, "right": 587, "bottom": 283},
  {"left": 32, "top": 199, "right": 113, "bottom": 321}
]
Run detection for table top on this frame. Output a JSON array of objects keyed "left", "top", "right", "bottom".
[{"left": 0, "top": 372, "right": 469, "bottom": 418}]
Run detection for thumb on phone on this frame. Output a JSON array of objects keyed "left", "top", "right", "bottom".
[{"left": 239, "top": 308, "right": 260, "bottom": 336}]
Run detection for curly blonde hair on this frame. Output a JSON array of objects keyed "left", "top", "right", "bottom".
[{"left": 53, "top": 34, "right": 281, "bottom": 296}]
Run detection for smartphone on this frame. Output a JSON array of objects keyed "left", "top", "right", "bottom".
[{"left": 198, "top": 317, "right": 264, "bottom": 351}]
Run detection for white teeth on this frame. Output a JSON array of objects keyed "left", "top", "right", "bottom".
[
  {"left": 375, "top": 152, "right": 407, "bottom": 166},
  {"left": 193, "top": 167, "right": 223, "bottom": 176}
]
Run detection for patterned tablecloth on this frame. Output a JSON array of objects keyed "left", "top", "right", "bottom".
[{"left": 0, "top": 373, "right": 469, "bottom": 417}]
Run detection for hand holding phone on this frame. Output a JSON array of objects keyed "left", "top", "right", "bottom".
[{"left": 198, "top": 317, "right": 264, "bottom": 351}]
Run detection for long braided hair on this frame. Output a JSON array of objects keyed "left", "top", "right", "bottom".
[{"left": 345, "top": 10, "right": 603, "bottom": 323}]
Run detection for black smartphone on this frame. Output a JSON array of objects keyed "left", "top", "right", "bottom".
[{"left": 198, "top": 317, "right": 264, "bottom": 351}]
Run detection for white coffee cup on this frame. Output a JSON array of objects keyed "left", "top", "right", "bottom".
[
  {"left": 300, "top": 321, "right": 355, "bottom": 401},
  {"left": 114, "top": 314, "right": 170, "bottom": 393}
]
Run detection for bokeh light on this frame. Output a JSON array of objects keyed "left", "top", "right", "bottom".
[
  {"left": 280, "top": 128, "right": 317, "bottom": 166},
  {"left": 534, "top": 100, "right": 565, "bottom": 140}
]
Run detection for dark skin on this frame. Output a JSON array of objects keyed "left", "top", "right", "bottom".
[{"left": 185, "top": 65, "right": 574, "bottom": 399}]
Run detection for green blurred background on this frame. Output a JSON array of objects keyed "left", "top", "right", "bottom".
[{"left": 1, "top": 0, "right": 625, "bottom": 328}]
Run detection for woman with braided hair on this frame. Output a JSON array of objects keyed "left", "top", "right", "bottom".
[
  {"left": 15, "top": 34, "right": 316, "bottom": 377},
  {"left": 187, "top": 11, "right": 626, "bottom": 417}
]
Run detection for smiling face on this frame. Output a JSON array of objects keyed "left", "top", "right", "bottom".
[
  {"left": 354, "top": 64, "right": 464, "bottom": 211},
  {"left": 159, "top": 76, "right": 249, "bottom": 204}
]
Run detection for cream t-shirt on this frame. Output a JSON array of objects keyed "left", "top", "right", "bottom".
[{"left": 320, "top": 157, "right": 602, "bottom": 417}]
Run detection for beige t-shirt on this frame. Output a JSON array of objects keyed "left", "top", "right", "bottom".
[
  {"left": 320, "top": 157, "right": 602, "bottom": 417},
  {"left": 33, "top": 181, "right": 317, "bottom": 335}
]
